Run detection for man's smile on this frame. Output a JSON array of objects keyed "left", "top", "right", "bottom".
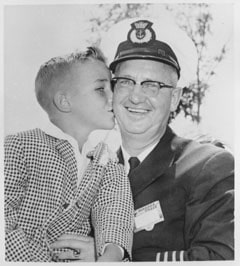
[
  {"left": 124, "top": 105, "right": 152, "bottom": 115},
  {"left": 126, "top": 107, "right": 149, "bottom": 114}
]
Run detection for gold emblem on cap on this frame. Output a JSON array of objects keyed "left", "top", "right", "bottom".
[{"left": 128, "top": 20, "right": 155, "bottom": 44}]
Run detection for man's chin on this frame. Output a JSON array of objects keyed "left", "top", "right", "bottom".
[{"left": 121, "top": 125, "right": 150, "bottom": 135}]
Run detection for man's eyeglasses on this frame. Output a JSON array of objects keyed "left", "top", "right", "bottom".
[{"left": 111, "top": 77, "right": 174, "bottom": 97}]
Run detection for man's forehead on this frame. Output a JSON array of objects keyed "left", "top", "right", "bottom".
[{"left": 116, "top": 59, "right": 178, "bottom": 74}]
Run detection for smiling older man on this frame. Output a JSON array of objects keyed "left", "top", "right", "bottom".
[{"left": 108, "top": 18, "right": 234, "bottom": 261}]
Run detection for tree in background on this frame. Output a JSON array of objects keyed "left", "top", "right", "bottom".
[
  {"left": 166, "top": 3, "right": 227, "bottom": 123},
  {"left": 86, "top": 3, "right": 228, "bottom": 124}
]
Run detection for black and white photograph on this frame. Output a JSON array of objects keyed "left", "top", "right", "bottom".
[{"left": 1, "top": 0, "right": 239, "bottom": 265}]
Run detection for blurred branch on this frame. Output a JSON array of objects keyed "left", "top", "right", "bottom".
[
  {"left": 87, "top": 4, "right": 151, "bottom": 45},
  {"left": 167, "top": 3, "right": 228, "bottom": 123}
]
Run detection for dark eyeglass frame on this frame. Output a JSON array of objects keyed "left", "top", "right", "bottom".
[{"left": 111, "top": 76, "right": 174, "bottom": 96}]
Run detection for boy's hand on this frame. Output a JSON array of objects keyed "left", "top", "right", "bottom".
[
  {"left": 97, "top": 243, "right": 123, "bottom": 262},
  {"left": 50, "top": 234, "right": 96, "bottom": 262}
]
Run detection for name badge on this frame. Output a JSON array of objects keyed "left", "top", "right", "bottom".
[{"left": 134, "top": 200, "right": 164, "bottom": 233}]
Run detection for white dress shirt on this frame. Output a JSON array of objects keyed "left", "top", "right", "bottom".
[{"left": 121, "top": 140, "right": 160, "bottom": 174}]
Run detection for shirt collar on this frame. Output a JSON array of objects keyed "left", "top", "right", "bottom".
[
  {"left": 41, "top": 121, "right": 90, "bottom": 185},
  {"left": 121, "top": 139, "right": 160, "bottom": 174},
  {"left": 42, "top": 120, "right": 79, "bottom": 150}
]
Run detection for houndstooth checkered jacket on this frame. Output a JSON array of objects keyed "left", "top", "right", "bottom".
[{"left": 4, "top": 128, "right": 134, "bottom": 262}]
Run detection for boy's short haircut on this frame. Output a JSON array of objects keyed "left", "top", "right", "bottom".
[{"left": 35, "top": 46, "right": 106, "bottom": 112}]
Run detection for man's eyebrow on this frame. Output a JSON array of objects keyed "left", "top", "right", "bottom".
[{"left": 94, "top": 78, "right": 108, "bottom": 83}]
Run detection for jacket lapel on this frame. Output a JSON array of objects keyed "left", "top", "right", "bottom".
[
  {"left": 55, "top": 139, "right": 78, "bottom": 197},
  {"left": 118, "top": 127, "right": 177, "bottom": 198}
]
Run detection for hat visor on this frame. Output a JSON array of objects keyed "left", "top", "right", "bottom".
[{"left": 109, "top": 54, "right": 180, "bottom": 77}]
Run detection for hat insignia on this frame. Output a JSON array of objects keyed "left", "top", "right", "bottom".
[{"left": 128, "top": 20, "right": 155, "bottom": 44}]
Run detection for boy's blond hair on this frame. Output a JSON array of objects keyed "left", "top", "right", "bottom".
[{"left": 35, "top": 47, "right": 106, "bottom": 112}]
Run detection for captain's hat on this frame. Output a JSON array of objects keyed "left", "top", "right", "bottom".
[{"left": 100, "top": 18, "right": 197, "bottom": 87}]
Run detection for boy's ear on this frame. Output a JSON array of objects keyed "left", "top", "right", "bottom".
[
  {"left": 170, "top": 87, "right": 182, "bottom": 112},
  {"left": 53, "top": 91, "right": 71, "bottom": 112}
]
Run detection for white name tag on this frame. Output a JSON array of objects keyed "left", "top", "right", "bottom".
[{"left": 134, "top": 200, "right": 164, "bottom": 233}]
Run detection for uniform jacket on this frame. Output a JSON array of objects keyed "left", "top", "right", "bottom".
[
  {"left": 118, "top": 126, "right": 234, "bottom": 261},
  {"left": 5, "top": 128, "right": 134, "bottom": 262}
]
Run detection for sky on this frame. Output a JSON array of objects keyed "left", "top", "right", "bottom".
[{"left": 3, "top": 1, "right": 236, "bottom": 152}]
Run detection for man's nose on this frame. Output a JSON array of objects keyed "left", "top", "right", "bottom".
[{"left": 129, "top": 84, "right": 146, "bottom": 103}]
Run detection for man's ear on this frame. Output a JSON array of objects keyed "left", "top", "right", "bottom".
[
  {"left": 170, "top": 87, "right": 182, "bottom": 112},
  {"left": 53, "top": 91, "right": 71, "bottom": 112}
]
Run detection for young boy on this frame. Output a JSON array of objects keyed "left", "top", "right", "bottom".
[{"left": 4, "top": 47, "right": 134, "bottom": 262}]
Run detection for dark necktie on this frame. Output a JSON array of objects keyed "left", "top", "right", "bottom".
[{"left": 128, "top": 157, "right": 140, "bottom": 176}]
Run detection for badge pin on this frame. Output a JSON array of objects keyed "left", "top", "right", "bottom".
[{"left": 134, "top": 200, "right": 164, "bottom": 233}]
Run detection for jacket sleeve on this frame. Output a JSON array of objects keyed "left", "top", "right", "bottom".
[
  {"left": 4, "top": 135, "right": 51, "bottom": 261},
  {"left": 156, "top": 149, "right": 234, "bottom": 261},
  {"left": 91, "top": 159, "right": 134, "bottom": 260},
  {"left": 184, "top": 150, "right": 234, "bottom": 260}
]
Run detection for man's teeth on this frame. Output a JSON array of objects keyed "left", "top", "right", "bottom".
[{"left": 127, "top": 107, "right": 148, "bottom": 113}]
